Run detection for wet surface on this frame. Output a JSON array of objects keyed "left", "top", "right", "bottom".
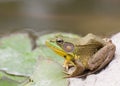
[{"left": 0, "top": 0, "right": 120, "bottom": 36}]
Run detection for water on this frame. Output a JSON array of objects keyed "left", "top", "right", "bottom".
[{"left": 0, "top": 0, "right": 120, "bottom": 36}]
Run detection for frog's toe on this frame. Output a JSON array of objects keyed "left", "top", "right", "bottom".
[
  {"left": 62, "top": 71, "right": 69, "bottom": 75},
  {"left": 63, "top": 64, "right": 69, "bottom": 70},
  {"left": 103, "top": 38, "right": 111, "bottom": 43}
]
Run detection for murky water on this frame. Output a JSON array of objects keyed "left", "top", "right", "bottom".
[{"left": 0, "top": 0, "right": 120, "bottom": 36}]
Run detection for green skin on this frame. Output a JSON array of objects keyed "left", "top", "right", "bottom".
[{"left": 46, "top": 33, "right": 116, "bottom": 77}]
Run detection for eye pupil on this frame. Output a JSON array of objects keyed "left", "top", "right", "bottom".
[{"left": 56, "top": 38, "right": 63, "bottom": 43}]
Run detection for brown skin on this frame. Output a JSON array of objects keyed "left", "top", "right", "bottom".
[{"left": 46, "top": 33, "right": 116, "bottom": 78}]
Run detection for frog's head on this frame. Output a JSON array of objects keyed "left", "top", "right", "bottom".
[{"left": 45, "top": 34, "right": 76, "bottom": 61}]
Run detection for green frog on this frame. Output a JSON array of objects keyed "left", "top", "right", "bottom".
[{"left": 45, "top": 33, "right": 116, "bottom": 77}]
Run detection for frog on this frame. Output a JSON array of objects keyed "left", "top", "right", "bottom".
[{"left": 45, "top": 33, "right": 116, "bottom": 78}]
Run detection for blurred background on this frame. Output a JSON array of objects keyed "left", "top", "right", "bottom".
[{"left": 0, "top": 0, "right": 120, "bottom": 36}]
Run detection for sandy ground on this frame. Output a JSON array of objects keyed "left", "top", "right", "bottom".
[{"left": 69, "top": 32, "right": 120, "bottom": 86}]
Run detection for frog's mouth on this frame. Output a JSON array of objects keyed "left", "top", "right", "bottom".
[{"left": 46, "top": 40, "right": 67, "bottom": 58}]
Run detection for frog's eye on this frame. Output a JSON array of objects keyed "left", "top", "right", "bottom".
[
  {"left": 63, "top": 42, "right": 74, "bottom": 52},
  {"left": 56, "top": 38, "right": 64, "bottom": 44}
]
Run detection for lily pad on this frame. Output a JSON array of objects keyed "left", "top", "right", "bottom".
[
  {"left": 0, "top": 71, "right": 28, "bottom": 83},
  {"left": 26, "top": 58, "right": 69, "bottom": 86},
  {"left": 0, "top": 33, "right": 32, "bottom": 53},
  {"left": 0, "top": 79, "right": 19, "bottom": 86},
  {"left": 0, "top": 33, "right": 39, "bottom": 82}
]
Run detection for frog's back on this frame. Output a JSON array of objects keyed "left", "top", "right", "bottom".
[{"left": 74, "top": 42, "right": 103, "bottom": 68}]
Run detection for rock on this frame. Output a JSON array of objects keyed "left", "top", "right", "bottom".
[{"left": 69, "top": 32, "right": 120, "bottom": 86}]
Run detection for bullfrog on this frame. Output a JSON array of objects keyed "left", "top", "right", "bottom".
[{"left": 45, "top": 33, "right": 116, "bottom": 78}]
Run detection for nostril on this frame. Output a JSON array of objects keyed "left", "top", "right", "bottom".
[{"left": 64, "top": 55, "right": 67, "bottom": 58}]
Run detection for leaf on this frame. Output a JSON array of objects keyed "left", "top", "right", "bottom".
[
  {"left": 0, "top": 79, "right": 18, "bottom": 86},
  {"left": 0, "top": 33, "right": 32, "bottom": 53},
  {"left": 0, "top": 33, "right": 39, "bottom": 82},
  {"left": 0, "top": 71, "right": 28, "bottom": 83},
  {"left": 26, "top": 58, "right": 69, "bottom": 86}
]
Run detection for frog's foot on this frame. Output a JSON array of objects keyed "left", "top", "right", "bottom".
[
  {"left": 103, "top": 38, "right": 112, "bottom": 43},
  {"left": 62, "top": 71, "right": 69, "bottom": 75},
  {"left": 62, "top": 66, "right": 78, "bottom": 78},
  {"left": 63, "top": 60, "right": 76, "bottom": 70},
  {"left": 63, "top": 60, "right": 85, "bottom": 78}
]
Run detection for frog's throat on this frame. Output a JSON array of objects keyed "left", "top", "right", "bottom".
[{"left": 46, "top": 41, "right": 73, "bottom": 60}]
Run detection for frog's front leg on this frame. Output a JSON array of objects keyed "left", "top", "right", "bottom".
[
  {"left": 63, "top": 59, "right": 77, "bottom": 70},
  {"left": 88, "top": 40, "right": 116, "bottom": 71},
  {"left": 63, "top": 60, "right": 70, "bottom": 70}
]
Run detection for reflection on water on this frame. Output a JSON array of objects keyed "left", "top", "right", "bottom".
[{"left": 0, "top": 0, "right": 120, "bottom": 36}]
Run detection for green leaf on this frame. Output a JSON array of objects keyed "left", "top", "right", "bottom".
[
  {"left": 0, "top": 71, "right": 28, "bottom": 83},
  {"left": 26, "top": 58, "right": 69, "bottom": 86},
  {"left": 0, "top": 33, "right": 32, "bottom": 53},
  {"left": 0, "top": 79, "right": 18, "bottom": 86},
  {"left": 0, "top": 33, "right": 39, "bottom": 82}
]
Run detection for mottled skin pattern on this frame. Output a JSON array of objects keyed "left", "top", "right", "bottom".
[{"left": 46, "top": 33, "right": 116, "bottom": 77}]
